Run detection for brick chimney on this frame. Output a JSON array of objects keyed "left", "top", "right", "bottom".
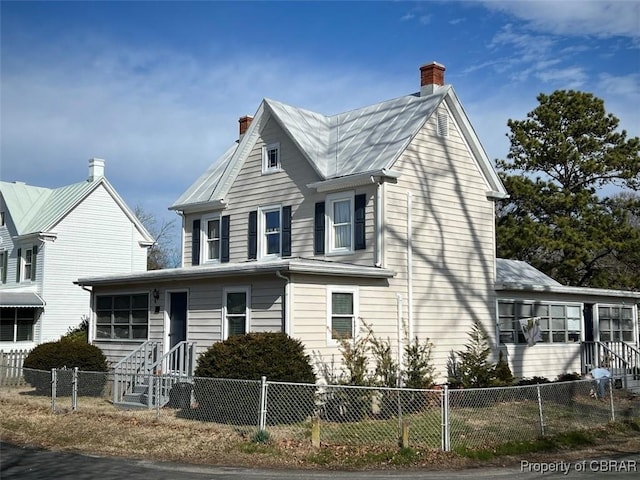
[
  {"left": 239, "top": 115, "right": 253, "bottom": 138},
  {"left": 88, "top": 158, "right": 105, "bottom": 182},
  {"left": 420, "top": 62, "right": 446, "bottom": 96}
]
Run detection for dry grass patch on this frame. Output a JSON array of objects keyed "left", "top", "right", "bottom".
[{"left": 2, "top": 386, "right": 639, "bottom": 471}]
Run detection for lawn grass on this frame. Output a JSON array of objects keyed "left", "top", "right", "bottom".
[{"left": 1, "top": 385, "right": 638, "bottom": 470}]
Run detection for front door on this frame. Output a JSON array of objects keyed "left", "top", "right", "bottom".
[{"left": 169, "top": 291, "right": 188, "bottom": 350}]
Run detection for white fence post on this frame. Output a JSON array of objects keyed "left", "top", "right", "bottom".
[
  {"left": 259, "top": 376, "right": 268, "bottom": 431},
  {"left": 537, "top": 385, "right": 545, "bottom": 436},
  {"left": 51, "top": 368, "right": 57, "bottom": 413}
]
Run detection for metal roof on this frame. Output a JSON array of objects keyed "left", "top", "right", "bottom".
[
  {"left": 76, "top": 257, "right": 396, "bottom": 287},
  {"left": 0, "top": 178, "right": 154, "bottom": 243},
  {"left": 170, "top": 86, "right": 470, "bottom": 210},
  {"left": 0, "top": 291, "right": 45, "bottom": 308},
  {"left": 496, "top": 259, "right": 640, "bottom": 300}
]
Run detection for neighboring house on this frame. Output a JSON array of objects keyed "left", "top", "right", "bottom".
[
  {"left": 0, "top": 159, "right": 154, "bottom": 351},
  {"left": 76, "top": 63, "right": 639, "bottom": 386}
]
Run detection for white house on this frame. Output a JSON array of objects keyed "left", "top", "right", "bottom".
[{"left": 0, "top": 159, "right": 154, "bottom": 350}]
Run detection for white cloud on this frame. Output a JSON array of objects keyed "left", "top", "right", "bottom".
[{"left": 481, "top": 0, "right": 640, "bottom": 39}]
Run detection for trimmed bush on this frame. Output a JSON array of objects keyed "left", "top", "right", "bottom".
[
  {"left": 193, "top": 332, "right": 317, "bottom": 424},
  {"left": 23, "top": 339, "right": 108, "bottom": 396}
]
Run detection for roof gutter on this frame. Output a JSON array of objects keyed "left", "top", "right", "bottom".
[
  {"left": 169, "top": 199, "right": 227, "bottom": 214},
  {"left": 307, "top": 169, "right": 400, "bottom": 193}
]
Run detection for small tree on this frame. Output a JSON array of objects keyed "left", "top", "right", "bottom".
[
  {"left": 492, "top": 350, "right": 514, "bottom": 386},
  {"left": 453, "top": 321, "right": 496, "bottom": 388},
  {"left": 403, "top": 336, "right": 436, "bottom": 389},
  {"left": 60, "top": 316, "right": 89, "bottom": 343}
]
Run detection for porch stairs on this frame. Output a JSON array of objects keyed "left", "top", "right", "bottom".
[
  {"left": 112, "top": 341, "right": 196, "bottom": 410},
  {"left": 582, "top": 341, "right": 640, "bottom": 396}
]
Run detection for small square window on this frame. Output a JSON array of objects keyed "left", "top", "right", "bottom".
[{"left": 262, "top": 142, "right": 281, "bottom": 173}]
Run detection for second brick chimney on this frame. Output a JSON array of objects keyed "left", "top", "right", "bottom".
[
  {"left": 239, "top": 115, "right": 253, "bottom": 139},
  {"left": 420, "top": 62, "right": 446, "bottom": 96}
]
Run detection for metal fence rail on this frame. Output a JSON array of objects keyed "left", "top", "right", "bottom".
[{"left": 3, "top": 367, "right": 637, "bottom": 452}]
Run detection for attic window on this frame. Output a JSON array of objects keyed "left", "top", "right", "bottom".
[
  {"left": 437, "top": 112, "right": 449, "bottom": 137},
  {"left": 0, "top": 211, "right": 4, "bottom": 226},
  {"left": 262, "top": 142, "right": 281, "bottom": 174}
]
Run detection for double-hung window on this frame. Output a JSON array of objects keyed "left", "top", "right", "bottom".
[
  {"left": 327, "top": 192, "right": 354, "bottom": 253},
  {"left": 24, "top": 249, "right": 33, "bottom": 280},
  {"left": 262, "top": 142, "right": 281, "bottom": 173},
  {"left": 204, "top": 216, "right": 221, "bottom": 262},
  {"left": 327, "top": 286, "right": 358, "bottom": 344},
  {"left": 95, "top": 294, "right": 149, "bottom": 340},
  {"left": 223, "top": 287, "right": 250, "bottom": 339},
  {"left": 260, "top": 206, "right": 281, "bottom": 258}
]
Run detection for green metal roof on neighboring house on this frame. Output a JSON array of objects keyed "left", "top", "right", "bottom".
[
  {"left": 0, "top": 177, "right": 154, "bottom": 243},
  {"left": 0, "top": 179, "right": 100, "bottom": 236}
]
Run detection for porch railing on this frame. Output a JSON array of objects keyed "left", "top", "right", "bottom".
[
  {"left": 112, "top": 341, "right": 162, "bottom": 404},
  {"left": 581, "top": 341, "right": 640, "bottom": 389},
  {"left": 145, "top": 341, "right": 197, "bottom": 408}
]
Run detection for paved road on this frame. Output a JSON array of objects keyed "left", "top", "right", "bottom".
[{"left": 1, "top": 442, "right": 638, "bottom": 479}]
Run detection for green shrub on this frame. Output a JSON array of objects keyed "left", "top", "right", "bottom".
[
  {"left": 193, "top": 332, "right": 316, "bottom": 425},
  {"left": 492, "top": 350, "right": 514, "bottom": 386},
  {"left": 60, "top": 316, "right": 89, "bottom": 343},
  {"left": 23, "top": 339, "right": 108, "bottom": 396}
]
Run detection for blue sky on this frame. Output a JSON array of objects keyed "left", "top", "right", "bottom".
[{"left": 1, "top": 1, "right": 639, "bottom": 241}]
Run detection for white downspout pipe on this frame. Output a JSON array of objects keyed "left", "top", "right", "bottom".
[
  {"left": 407, "top": 191, "right": 413, "bottom": 341},
  {"left": 397, "top": 293, "right": 403, "bottom": 386},
  {"left": 375, "top": 181, "right": 384, "bottom": 267},
  {"left": 275, "top": 271, "right": 291, "bottom": 336}
]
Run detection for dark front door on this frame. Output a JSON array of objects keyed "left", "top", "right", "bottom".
[
  {"left": 584, "top": 304, "right": 594, "bottom": 343},
  {"left": 169, "top": 292, "right": 188, "bottom": 350}
]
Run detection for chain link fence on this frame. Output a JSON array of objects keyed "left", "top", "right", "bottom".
[{"left": 3, "top": 368, "right": 637, "bottom": 452}]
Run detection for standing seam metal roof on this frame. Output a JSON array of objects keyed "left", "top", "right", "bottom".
[{"left": 171, "top": 87, "right": 450, "bottom": 209}]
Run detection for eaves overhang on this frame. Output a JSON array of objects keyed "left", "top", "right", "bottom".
[
  {"left": 169, "top": 199, "right": 227, "bottom": 214},
  {"left": 76, "top": 258, "right": 396, "bottom": 287},
  {"left": 307, "top": 170, "right": 401, "bottom": 193},
  {"left": 496, "top": 283, "right": 640, "bottom": 301}
]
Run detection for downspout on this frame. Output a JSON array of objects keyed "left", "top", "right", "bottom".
[
  {"left": 407, "top": 191, "right": 413, "bottom": 341},
  {"left": 375, "top": 180, "right": 384, "bottom": 267},
  {"left": 80, "top": 285, "right": 94, "bottom": 343},
  {"left": 275, "top": 271, "right": 290, "bottom": 336}
]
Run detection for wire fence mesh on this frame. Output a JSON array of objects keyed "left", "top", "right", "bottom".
[{"left": 3, "top": 368, "right": 637, "bottom": 452}]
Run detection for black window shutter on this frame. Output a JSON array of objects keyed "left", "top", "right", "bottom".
[
  {"left": 2, "top": 251, "right": 7, "bottom": 283},
  {"left": 220, "top": 215, "right": 230, "bottom": 263},
  {"left": 282, "top": 206, "right": 292, "bottom": 257},
  {"left": 248, "top": 211, "right": 257, "bottom": 260},
  {"left": 192, "top": 219, "right": 201, "bottom": 266},
  {"left": 31, "top": 245, "right": 38, "bottom": 281},
  {"left": 314, "top": 202, "right": 325, "bottom": 255},
  {"left": 354, "top": 194, "right": 366, "bottom": 250},
  {"left": 16, "top": 248, "right": 21, "bottom": 282}
]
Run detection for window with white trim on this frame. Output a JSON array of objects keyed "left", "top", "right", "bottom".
[
  {"left": 498, "top": 301, "right": 582, "bottom": 344},
  {"left": 0, "top": 211, "right": 5, "bottom": 226},
  {"left": 0, "top": 308, "right": 35, "bottom": 342},
  {"left": 262, "top": 142, "right": 281, "bottom": 173},
  {"left": 259, "top": 205, "right": 281, "bottom": 258},
  {"left": 223, "top": 287, "right": 250, "bottom": 339},
  {"left": 598, "top": 305, "right": 634, "bottom": 342},
  {"left": 95, "top": 294, "right": 149, "bottom": 340},
  {"left": 24, "top": 248, "right": 33, "bottom": 281},
  {"left": 326, "top": 192, "right": 354, "bottom": 254},
  {"left": 327, "top": 286, "right": 358, "bottom": 343},
  {"left": 203, "top": 215, "right": 221, "bottom": 263}
]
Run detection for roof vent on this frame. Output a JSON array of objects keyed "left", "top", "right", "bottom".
[{"left": 420, "top": 62, "right": 446, "bottom": 96}]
